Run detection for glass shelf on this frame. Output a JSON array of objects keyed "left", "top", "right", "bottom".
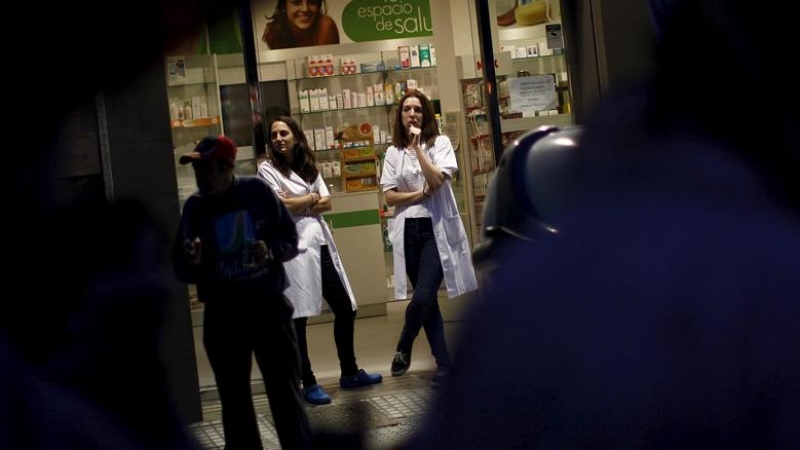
[
  {"left": 509, "top": 53, "right": 565, "bottom": 63},
  {"left": 299, "top": 104, "right": 394, "bottom": 116},
  {"left": 292, "top": 65, "right": 436, "bottom": 82}
]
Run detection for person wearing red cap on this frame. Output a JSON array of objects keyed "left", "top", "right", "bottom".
[{"left": 172, "top": 135, "right": 312, "bottom": 450}]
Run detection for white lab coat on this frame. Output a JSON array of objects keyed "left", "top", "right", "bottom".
[
  {"left": 258, "top": 160, "right": 356, "bottom": 318},
  {"left": 381, "top": 135, "right": 478, "bottom": 300}
]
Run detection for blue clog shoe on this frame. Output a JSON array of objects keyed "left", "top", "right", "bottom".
[{"left": 303, "top": 384, "right": 331, "bottom": 405}]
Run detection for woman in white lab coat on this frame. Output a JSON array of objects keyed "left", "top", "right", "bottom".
[
  {"left": 380, "top": 92, "right": 478, "bottom": 388},
  {"left": 258, "top": 116, "right": 382, "bottom": 405}
]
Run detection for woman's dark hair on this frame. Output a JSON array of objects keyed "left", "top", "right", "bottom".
[
  {"left": 391, "top": 91, "right": 439, "bottom": 149},
  {"left": 267, "top": 116, "right": 319, "bottom": 183},
  {"left": 262, "top": 0, "right": 327, "bottom": 49}
]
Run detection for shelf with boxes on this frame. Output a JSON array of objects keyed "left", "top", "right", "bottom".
[
  {"left": 459, "top": 64, "right": 574, "bottom": 242},
  {"left": 165, "top": 54, "right": 223, "bottom": 207},
  {"left": 289, "top": 49, "right": 439, "bottom": 193}
]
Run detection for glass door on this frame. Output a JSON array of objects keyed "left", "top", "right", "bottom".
[{"left": 459, "top": 0, "right": 576, "bottom": 244}]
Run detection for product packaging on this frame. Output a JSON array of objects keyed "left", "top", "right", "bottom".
[
  {"left": 299, "top": 90, "right": 311, "bottom": 113},
  {"left": 373, "top": 83, "right": 384, "bottom": 106},
  {"left": 366, "top": 86, "right": 375, "bottom": 106},
  {"left": 419, "top": 45, "right": 432, "bottom": 67},
  {"left": 342, "top": 89, "right": 352, "bottom": 109},
  {"left": 309, "top": 89, "right": 321, "bottom": 112},
  {"left": 314, "top": 128, "right": 326, "bottom": 150},
  {"left": 410, "top": 45, "right": 421, "bottom": 68},
  {"left": 325, "top": 126, "right": 335, "bottom": 149},
  {"left": 384, "top": 83, "right": 395, "bottom": 104},
  {"left": 304, "top": 130, "right": 315, "bottom": 149},
  {"left": 319, "top": 88, "right": 330, "bottom": 111},
  {"left": 398, "top": 46, "right": 411, "bottom": 69}
]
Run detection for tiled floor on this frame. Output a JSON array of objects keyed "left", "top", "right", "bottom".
[
  {"left": 189, "top": 298, "right": 474, "bottom": 449},
  {"left": 189, "top": 373, "right": 434, "bottom": 449}
]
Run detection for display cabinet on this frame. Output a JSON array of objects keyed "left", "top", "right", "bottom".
[
  {"left": 460, "top": 54, "right": 574, "bottom": 243},
  {"left": 165, "top": 54, "right": 223, "bottom": 207},
  {"left": 286, "top": 50, "right": 439, "bottom": 194}
]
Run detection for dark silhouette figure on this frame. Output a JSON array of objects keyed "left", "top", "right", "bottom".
[
  {"left": 2, "top": 1, "right": 234, "bottom": 449},
  {"left": 402, "top": 0, "right": 800, "bottom": 448}
]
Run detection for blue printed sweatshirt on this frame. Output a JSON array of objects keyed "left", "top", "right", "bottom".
[{"left": 172, "top": 176, "right": 298, "bottom": 303}]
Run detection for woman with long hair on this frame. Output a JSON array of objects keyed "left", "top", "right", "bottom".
[
  {"left": 262, "top": 0, "right": 340, "bottom": 49},
  {"left": 380, "top": 91, "right": 478, "bottom": 388},
  {"left": 257, "top": 116, "right": 382, "bottom": 405}
]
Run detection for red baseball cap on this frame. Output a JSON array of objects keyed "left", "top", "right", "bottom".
[{"left": 179, "top": 135, "right": 238, "bottom": 165}]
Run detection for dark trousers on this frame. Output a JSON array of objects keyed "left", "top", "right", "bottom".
[
  {"left": 294, "top": 245, "right": 359, "bottom": 387},
  {"left": 397, "top": 218, "right": 450, "bottom": 368},
  {"left": 203, "top": 294, "right": 312, "bottom": 450}
]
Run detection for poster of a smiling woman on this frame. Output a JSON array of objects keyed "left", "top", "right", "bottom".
[
  {"left": 252, "top": 0, "right": 434, "bottom": 53},
  {"left": 261, "top": 0, "right": 340, "bottom": 49}
]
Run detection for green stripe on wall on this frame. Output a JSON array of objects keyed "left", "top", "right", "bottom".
[{"left": 322, "top": 210, "right": 380, "bottom": 228}]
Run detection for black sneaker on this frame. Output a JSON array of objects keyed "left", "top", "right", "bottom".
[{"left": 390, "top": 351, "right": 411, "bottom": 376}]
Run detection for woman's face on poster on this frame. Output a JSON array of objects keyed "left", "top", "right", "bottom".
[{"left": 286, "top": 0, "right": 322, "bottom": 32}]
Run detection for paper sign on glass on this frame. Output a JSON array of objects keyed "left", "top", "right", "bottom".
[{"left": 507, "top": 75, "right": 557, "bottom": 115}]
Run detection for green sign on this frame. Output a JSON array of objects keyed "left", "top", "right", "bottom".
[{"left": 342, "top": 0, "right": 433, "bottom": 42}]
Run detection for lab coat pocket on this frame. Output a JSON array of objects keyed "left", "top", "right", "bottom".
[
  {"left": 443, "top": 214, "right": 466, "bottom": 248},
  {"left": 387, "top": 218, "right": 402, "bottom": 247}
]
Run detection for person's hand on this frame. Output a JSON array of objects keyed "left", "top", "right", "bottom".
[
  {"left": 409, "top": 125, "right": 422, "bottom": 153},
  {"left": 249, "top": 240, "right": 270, "bottom": 262},
  {"left": 184, "top": 237, "right": 202, "bottom": 265}
]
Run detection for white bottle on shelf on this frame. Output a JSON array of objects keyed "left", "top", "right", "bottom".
[{"left": 170, "top": 101, "right": 180, "bottom": 120}]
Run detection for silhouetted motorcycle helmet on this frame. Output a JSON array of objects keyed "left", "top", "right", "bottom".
[{"left": 473, "top": 125, "right": 583, "bottom": 268}]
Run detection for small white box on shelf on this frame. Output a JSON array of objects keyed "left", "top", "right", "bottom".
[
  {"left": 366, "top": 86, "right": 375, "bottom": 106},
  {"left": 538, "top": 40, "right": 553, "bottom": 56},
  {"left": 314, "top": 128, "right": 326, "bottom": 150},
  {"left": 299, "top": 90, "right": 311, "bottom": 113},
  {"left": 309, "top": 89, "right": 321, "bottom": 112},
  {"left": 526, "top": 44, "right": 539, "bottom": 57},
  {"left": 398, "top": 46, "right": 411, "bottom": 69},
  {"left": 319, "top": 88, "right": 330, "bottom": 111},
  {"left": 322, "top": 162, "right": 333, "bottom": 178},
  {"left": 410, "top": 45, "right": 421, "bottom": 68},
  {"left": 332, "top": 161, "right": 341, "bottom": 177},
  {"left": 373, "top": 125, "right": 381, "bottom": 143},
  {"left": 342, "top": 89, "right": 351, "bottom": 109},
  {"left": 325, "top": 126, "right": 335, "bottom": 149},
  {"left": 304, "top": 130, "right": 315, "bottom": 149}
]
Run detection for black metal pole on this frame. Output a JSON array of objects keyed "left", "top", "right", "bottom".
[
  {"left": 238, "top": 1, "right": 266, "bottom": 156},
  {"left": 473, "top": 0, "right": 504, "bottom": 164}
]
